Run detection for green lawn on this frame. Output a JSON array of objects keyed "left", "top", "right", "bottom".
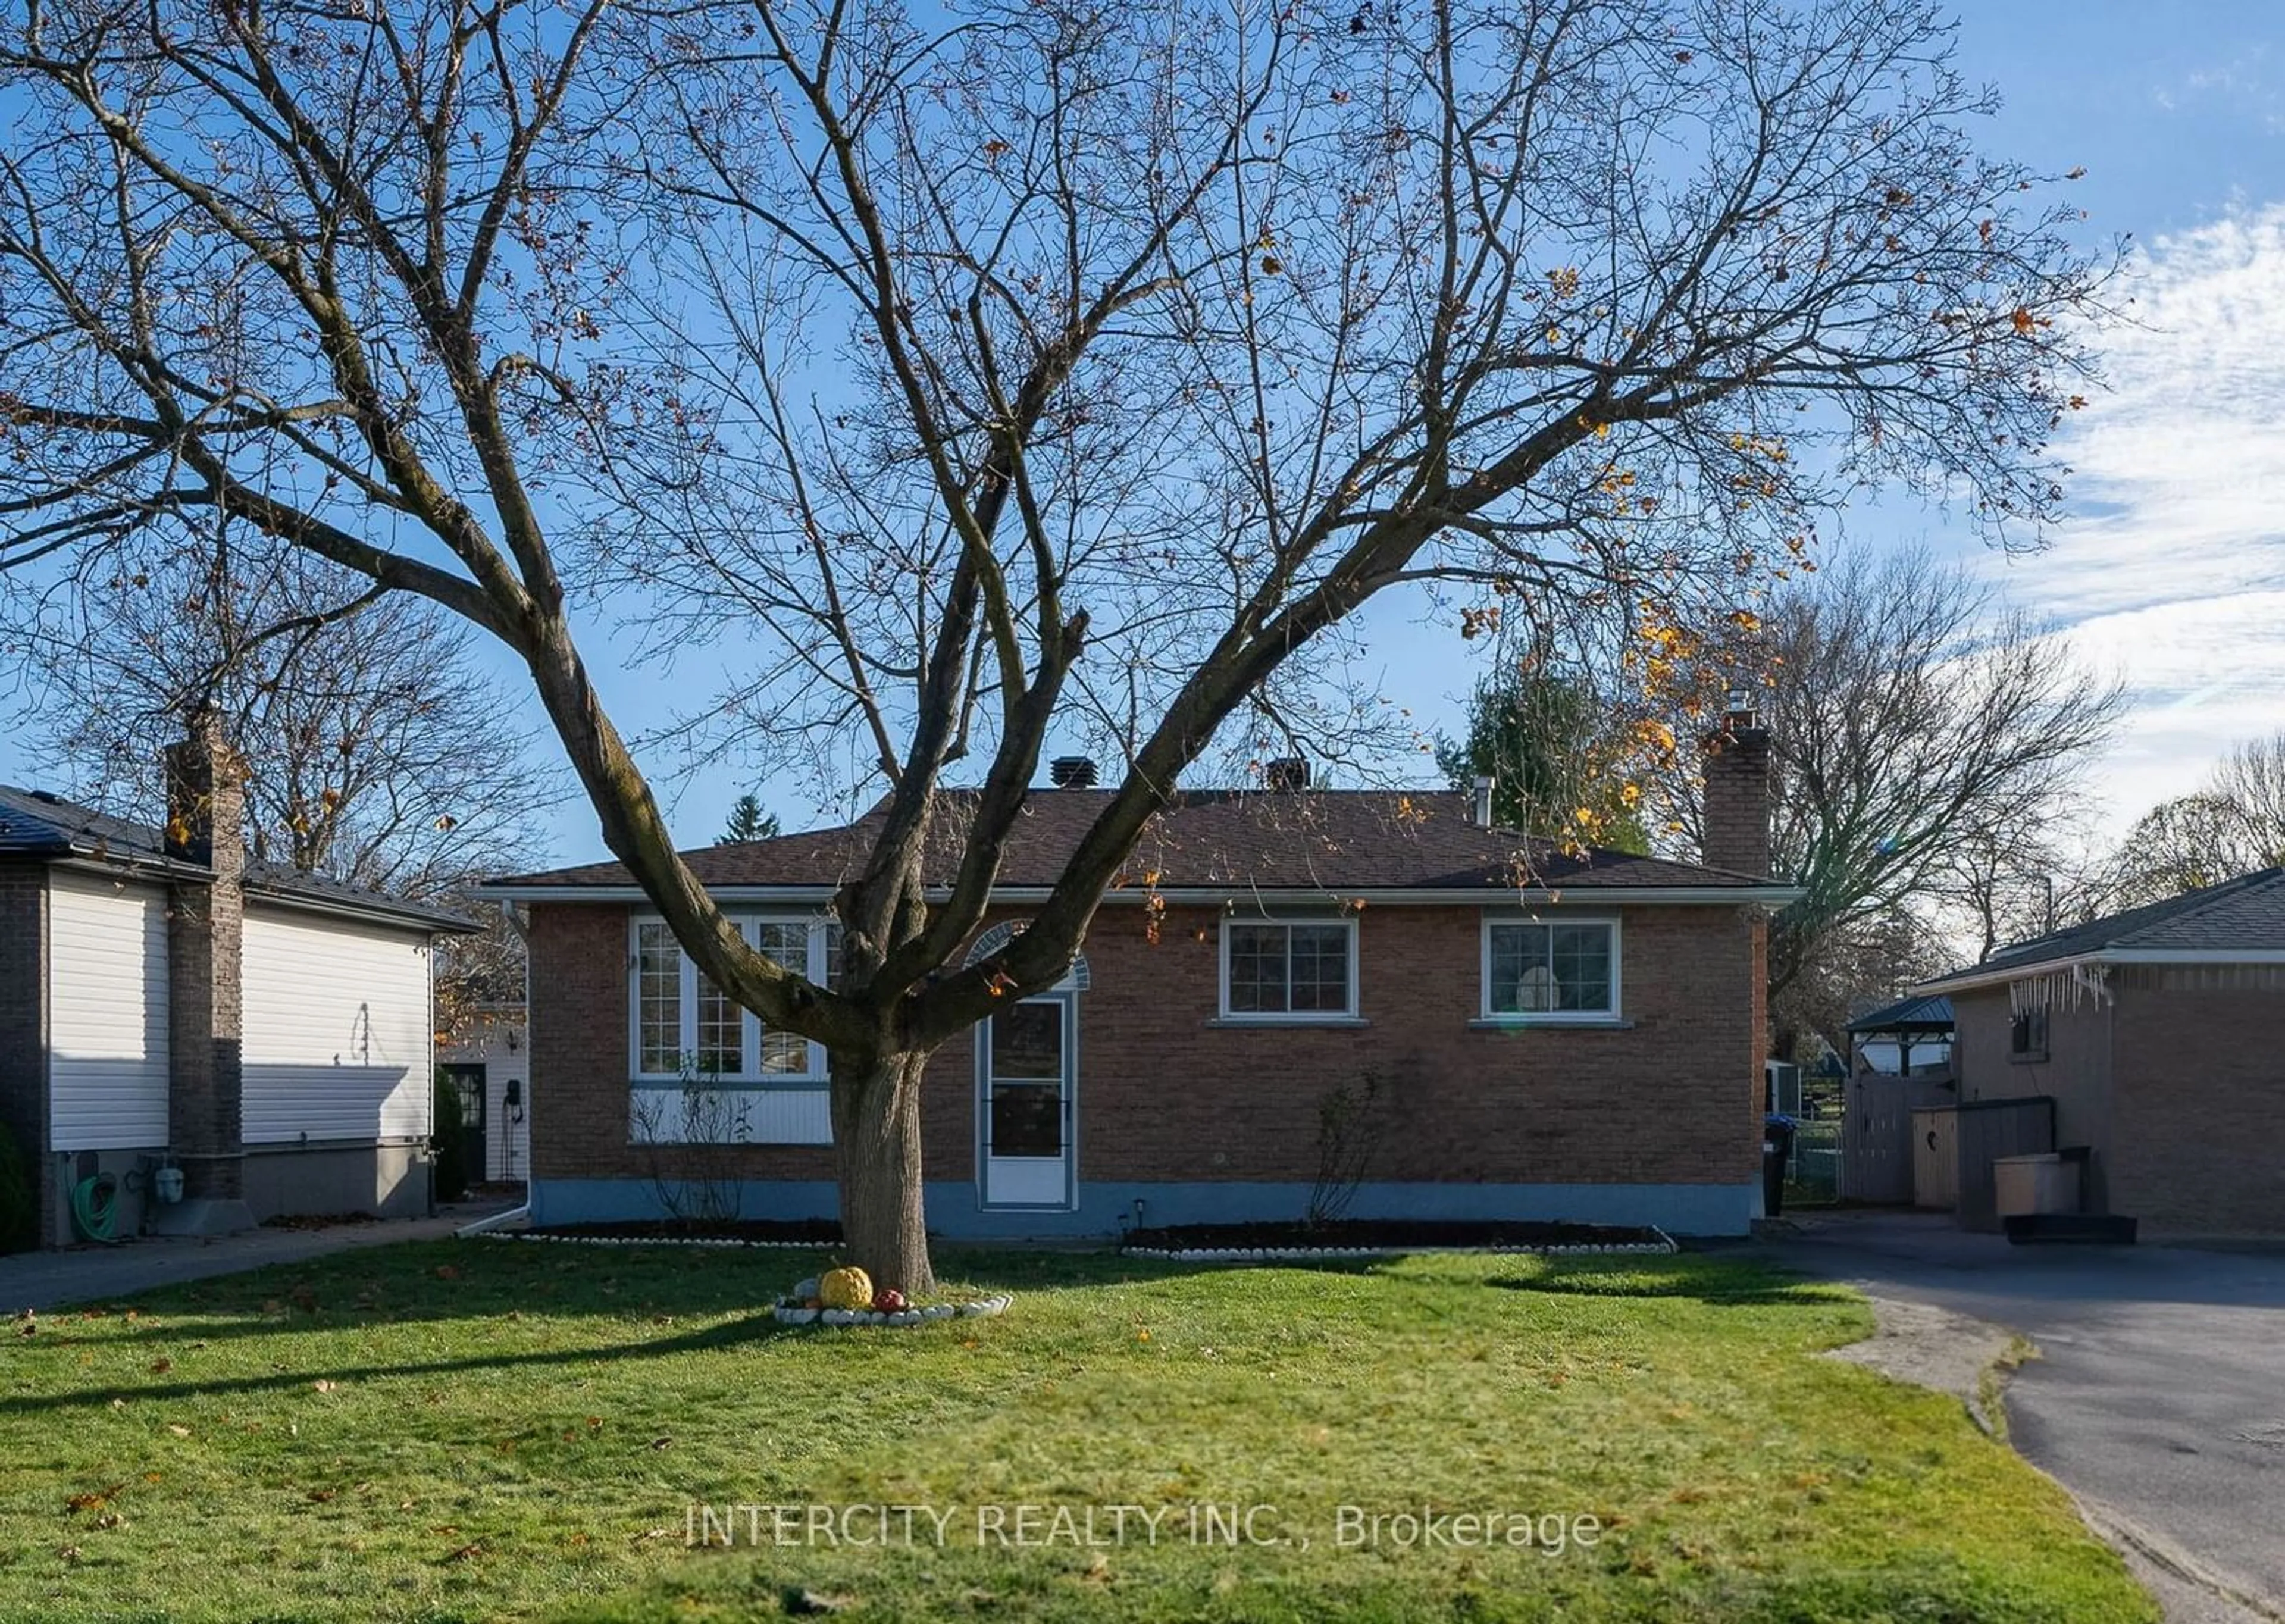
[{"left": 0, "top": 1241, "right": 2152, "bottom": 1622}]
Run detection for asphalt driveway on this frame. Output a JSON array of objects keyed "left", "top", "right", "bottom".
[{"left": 1762, "top": 1212, "right": 2285, "bottom": 1622}]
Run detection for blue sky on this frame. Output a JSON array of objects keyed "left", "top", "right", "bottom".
[
  {"left": 4, "top": 2, "right": 2280, "bottom": 868},
  {"left": 1352, "top": 0, "right": 2285, "bottom": 856}
]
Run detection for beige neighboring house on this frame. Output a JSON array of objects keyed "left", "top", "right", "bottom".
[
  {"left": 439, "top": 1003, "right": 531, "bottom": 1187},
  {"left": 1915, "top": 867, "right": 2285, "bottom": 1237}
]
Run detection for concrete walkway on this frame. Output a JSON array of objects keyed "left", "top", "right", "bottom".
[
  {"left": 1761, "top": 1210, "right": 2285, "bottom": 1624},
  {"left": 0, "top": 1197, "right": 520, "bottom": 1312}
]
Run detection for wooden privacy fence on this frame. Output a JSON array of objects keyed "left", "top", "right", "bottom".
[
  {"left": 1895, "top": 1095, "right": 2059, "bottom": 1229},
  {"left": 1839, "top": 1072, "right": 1958, "bottom": 1205}
]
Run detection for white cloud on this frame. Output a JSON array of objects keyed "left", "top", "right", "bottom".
[{"left": 1977, "top": 205, "right": 2285, "bottom": 833}]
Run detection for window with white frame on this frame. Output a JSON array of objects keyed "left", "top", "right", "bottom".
[
  {"left": 630, "top": 916, "right": 841, "bottom": 1081},
  {"left": 1220, "top": 918, "right": 1357, "bottom": 1019},
  {"left": 1482, "top": 918, "right": 1620, "bottom": 1020}
]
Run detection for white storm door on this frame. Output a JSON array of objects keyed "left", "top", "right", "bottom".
[{"left": 979, "top": 996, "right": 1075, "bottom": 1207}]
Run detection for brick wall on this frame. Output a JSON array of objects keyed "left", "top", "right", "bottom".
[
  {"left": 164, "top": 720, "right": 248, "bottom": 1201},
  {"left": 2110, "top": 981, "right": 2285, "bottom": 1235},
  {"left": 1700, "top": 721, "right": 1772, "bottom": 878},
  {"left": 528, "top": 899, "right": 1766, "bottom": 1191},
  {"left": 0, "top": 863, "right": 51, "bottom": 1246}
]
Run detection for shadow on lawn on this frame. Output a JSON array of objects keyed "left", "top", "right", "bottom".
[
  {"left": 0, "top": 1240, "right": 1287, "bottom": 1409},
  {"left": 0, "top": 1302, "right": 804, "bottom": 1418},
  {"left": 1486, "top": 1257, "right": 1851, "bottom": 1309}
]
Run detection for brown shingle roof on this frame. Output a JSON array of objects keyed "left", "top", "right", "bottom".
[
  {"left": 490, "top": 789, "right": 1773, "bottom": 894},
  {"left": 1921, "top": 867, "right": 2285, "bottom": 988}
]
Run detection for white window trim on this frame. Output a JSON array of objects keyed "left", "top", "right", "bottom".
[
  {"left": 628, "top": 914, "right": 838, "bottom": 1085},
  {"left": 1478, "top": 913, "right": 1623, "bottom": 1024},
  {"left": 1216, "top": 915, "right": 1361, "bottom": 1023}
]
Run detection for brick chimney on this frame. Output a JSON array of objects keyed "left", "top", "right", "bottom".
[
  {"left": 1700, "top": 691, "right": 1773, "bottom": 878},
  {"left": 156, "top": 711, "right": 254, "bottom": 1234}
]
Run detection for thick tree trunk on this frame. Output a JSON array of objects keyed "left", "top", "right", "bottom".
[{"left": 830, "top": 1049, "right": 936, "bottom": 1295}]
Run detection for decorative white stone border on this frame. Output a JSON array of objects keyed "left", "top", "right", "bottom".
[
  {"left": 471, "top": 1231, "right": 838, "bottom": 1250},
  {"left": 1119, "top": 1243, "right": 1682, "bottom": 1260},
  {"left": 772, "top": 1294, "right": 1012, "bottom": 1329}
]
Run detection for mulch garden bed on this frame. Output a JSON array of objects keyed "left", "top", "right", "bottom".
[
  {"left": 527, "top": 1218, "right": 842, "bottom": 1244},
  {"left": 1122, "top": 1218, "right": 1669, "bottom": 1256}
]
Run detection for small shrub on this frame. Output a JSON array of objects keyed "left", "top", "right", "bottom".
[
  {"left": 433, "top": 1071, "right": 469, "bottom": 1203},
  {"left": 1307, "top": 1069, "right": 1385, "bottom": 1228},
  {"left": 0, "top": 1117, "right": 36, "bottom": 1254},
  {"left": 630, "top": 1055, "right": 749, "bottom": 1229}
]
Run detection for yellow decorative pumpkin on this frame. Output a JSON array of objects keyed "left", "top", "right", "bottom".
[{"left": 819, "top": 1266, "right": 874, "bottom": 1312}]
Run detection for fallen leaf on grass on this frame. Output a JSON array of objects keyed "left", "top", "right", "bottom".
[
  {"left": 434, "top": 1265, "right": 461, "bottom": 1281},
  {"left": 313, "top": 1380, "right": 338, "bottom": 1394},
  {"left": 149, "top": 1358, "right": 173, "bottom": 1375},
  {"left": 649, "top": 1437, "right": 672, "bottom": 1450},
  {"left": 166, "top": 1425, "right": 190, "bottom": 1438},
  {"left": 65, "top": 1485, "right": 123, "bottom": 1513},
  {"left": 443, "top": 1541, "right": 484, "bottom": 1564}
]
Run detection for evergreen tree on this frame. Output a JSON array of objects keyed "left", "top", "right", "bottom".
[
  {"left": 1438, "top": 672, "right": 1649, "bottom": 853},
  {"left": 718, "top": 794, "right": 781, "bottom": 845}
]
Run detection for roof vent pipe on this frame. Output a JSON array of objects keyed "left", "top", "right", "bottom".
[
  {"left": 1048, "top": 756, "right": 1099, "bottom": 788},
  {"left": 1473, "top": 776, "right": 1495, "bottom": 828}
]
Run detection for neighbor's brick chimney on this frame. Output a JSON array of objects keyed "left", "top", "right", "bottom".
[
  {"left": 1701, "top": 690, "right": 1773, "bottom": 878},
  {"left": 163, "top": 711, "right": 249, "bottom": 1217}
]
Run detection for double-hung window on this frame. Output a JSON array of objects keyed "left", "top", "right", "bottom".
[
  {"left": 1481, "top": 917, "right": 1620, "bottom": 1022},
  {"left": 1220, "top": 917, "right": 1358, "bottom": 1020},
  {"left": 630, "top": 916, "right": 841, "bottom": 1084}
]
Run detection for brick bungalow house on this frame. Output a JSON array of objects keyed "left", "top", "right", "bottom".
[
  {"left": 486, "top": 715, "right": 1793, "bottom": 1239},
  {"left": 1915, "top": 868, "right": 2285, "bottom": 1236},
  {"left": 0, "top": 724, "right": 469, "bottom": 1247}
]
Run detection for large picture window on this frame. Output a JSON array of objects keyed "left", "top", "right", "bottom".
[
  {"left": 1220, "top": 918, "right": 1357, "bottom": 1019},
  {"left": 628, "top": 915, "right": 841, "bottom": 1082},
  {"left": 1481, "top": 918, "right": 1620, "bottom": 1021}
]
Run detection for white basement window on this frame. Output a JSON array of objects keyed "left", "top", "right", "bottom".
[
  {"left": 1480, "top": 916, "right": 1621, "bottom": 1022},
  {"left": 629, "top": 916, "right": 840, "bottom": 1084},
  {"left": 1219, "top": 917, "right": 1359, "bottom": 1021}
]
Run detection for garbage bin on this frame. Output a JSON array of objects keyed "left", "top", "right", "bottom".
[
  {"left": 1762, "top": 1114, "right": 1799, "bottom": 1218},
  {"left": 1993, "top": 1152, "right": 2081, "bottom": 1218}
]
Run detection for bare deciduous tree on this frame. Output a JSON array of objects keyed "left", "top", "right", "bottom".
[
  {"left": 4, "top": 537, "right": 550, "bottom": 897},
  {"left": 0, "top": 0, "right": 2111, "bottom": 1288},
  {"left": 1663, "top": 549, "right": 2124, "bottom": 1054},
  {"left": 2104, "top": 733, "right": 2285, "bottom": 906}
]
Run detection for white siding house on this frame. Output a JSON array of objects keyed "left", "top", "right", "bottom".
[
  {"left": 45, "top": 871, "right": 170, "bottom": 1153},
  {"left": 241, "top": 908, "right": 434, "bottom": 1147},
  {"left": 1, "top": 772, "right": 472, "bottom": 1247}
]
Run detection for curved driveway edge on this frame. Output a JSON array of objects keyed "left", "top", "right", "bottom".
[{"left": 1758, "top": 1211, "right": 2285, "bottom": 1623}]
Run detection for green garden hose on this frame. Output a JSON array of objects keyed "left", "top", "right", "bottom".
[{"left": 70, "top": 1174, "right": 120, "bottom": 1244}]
